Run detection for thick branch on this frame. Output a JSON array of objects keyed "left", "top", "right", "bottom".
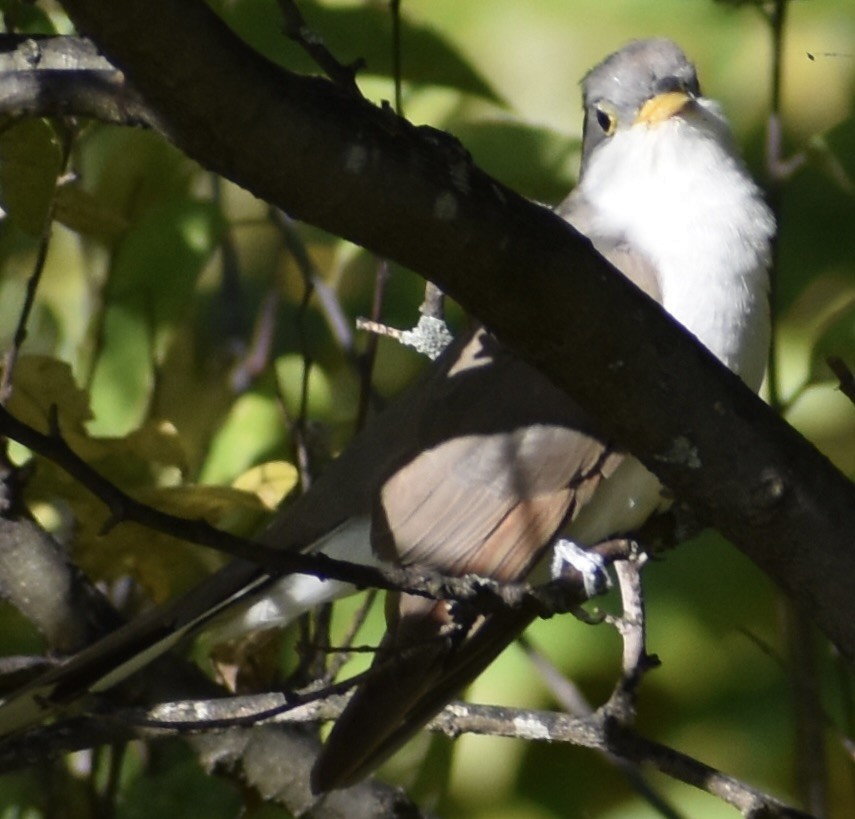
[
  {"left": 50, "top": 1, "right": 855, "bottom": 661},
  {"left": 0, "top": 35, "right": 157, "bottom": 126},
  {"left": 0, "top": 693, "right": 814, "bottom": 817}
]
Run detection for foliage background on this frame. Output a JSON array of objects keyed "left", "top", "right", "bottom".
[{"left": 0, "top": 0, "right": 854, "bottom": 817}]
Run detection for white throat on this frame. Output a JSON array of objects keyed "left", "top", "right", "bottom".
[{"left": 576, "top": 99, "right": 774, "bottom": 391}]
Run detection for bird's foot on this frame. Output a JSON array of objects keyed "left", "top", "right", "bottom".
[{"left": 550, "top": 539, "right": 611, "bottom": 598}]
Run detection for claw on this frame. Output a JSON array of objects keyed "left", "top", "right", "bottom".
[{"left": 550, "top": 539, "right": 611, "bottom": 598}]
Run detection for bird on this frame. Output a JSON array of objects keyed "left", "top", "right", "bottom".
[{"left": 0, "top": 38, "right": 773, "bottom": 794}]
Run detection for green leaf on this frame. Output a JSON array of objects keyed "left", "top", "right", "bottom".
[
  {"left": 199, "top": 390, "right": 286, "bottom": 486},
  {"left": 213, "top": 0, "right": 503, "bottom": 103},
  {"left": 84, "top": 128, "right": 198, "bottom": 218},
  {"left": 88, "top": 199, "right": 223, "bottom": 435},
  {"left": 810, "top": 115, "right": 855, "bottom": 195},
  {"left": 232, "top": 460, "right": 299, "bottom": 510},
  {"left": 53, "top": 182, "right": 130, "bottom": 241},
  {"left": 776, "top": 273, "right": 855, "bottom": 400},
  {"left": 0, "top": 119, "right": 62, "bottom": 235},
  {"left": 447, "top": 117, "right": 577, "bottom": 202},
  {"left": 275, "top": 353, "right": 334, "bottom": 419},
  {"left": 117, "top": 743, "right": 241, "bottom": 819},
  {"left": 809, "top": 301, "right": 855, "bottom": 384},
  {"left": 0, "top": 0, "right": 58, "bottom": 34},
  {"left": 7, "top": 355, "right": 93, "bottom": 439}
]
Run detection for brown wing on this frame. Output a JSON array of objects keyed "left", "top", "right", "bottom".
[
  {"left": 262, "top": 324, "right": 620, "bottom": 553},
  {"left": 311, "top": 594, "right": 536, "bottom": 792},
  {"left": 312, "top": 200, "right": 663, "bottom": 792},
  {"left": 0, "top": 324, "right": 612, "bottom": 734},
  {"left": 311, "top": 342, "right": 622, "bottom": 790}
]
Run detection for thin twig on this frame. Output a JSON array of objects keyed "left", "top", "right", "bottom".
[
  {"left": 0, "top": 129, "right": 74, "bottom": 404},
  {"left": 762, "top": 0, "right": 787, "bottom": 414},
  {"left": 0, "top": 690, "right": 816, "bottom": 817},
  {"left": 389, "top": 0, "right": 404, "bottom": 117},
  {"left": 608, "top": 725, "right": 816, "bottom": 819},
  {"left": 275, "top": 0, "right": 363, "bottom": 97},
  {"left": 231, "top": 289, "right": 279, "bottom": 393},
  {"left": 761, "top": 3, "right": 830, "bottom": 813},
  {"left": 828, "top": 356, "right": 855, "bottom": 407},
  {"left": 324, "top": 589, "right": 379, "bottom": 682},
  {"left": 606, "top": 547, "right": 658, "bottom": 718},
  {"left": 0, "top": 403, "right": 619, "bottom": 618},
  {"left": 0, "top": 223, "right": 52, "bottom": 404},
  {"left": 354, "top": 259, "right": 390, "bottom": 430},
  {"left": 519, "top": 635, "right": 686, "bottom": 819},
  {"left": 269, "top": 209, "right": 355, "bottom": 356}
]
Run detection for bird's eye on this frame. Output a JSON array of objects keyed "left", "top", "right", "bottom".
[{"left": 595, "top": 107, "right": 616, "bottom": 135}]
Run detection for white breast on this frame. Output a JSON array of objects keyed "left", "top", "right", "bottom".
[
  {"left": 577, "top": 99, "right": 774, "bottom": 392},
  {"left": 559, "top": 99, "right": 774, "bottom": 545}
]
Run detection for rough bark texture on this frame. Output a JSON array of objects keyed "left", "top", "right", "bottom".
[{"left": 49, "top": 0, "right": 855, "bottom": 661}]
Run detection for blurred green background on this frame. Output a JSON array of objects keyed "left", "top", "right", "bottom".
[{"left": 0, "top": 0, "right": 854, "bottom": 817}]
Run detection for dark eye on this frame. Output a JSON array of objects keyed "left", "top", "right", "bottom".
[{"left": 595, "top": 107, "right": 616, "bottom": 135}]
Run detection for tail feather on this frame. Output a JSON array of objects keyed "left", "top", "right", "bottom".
[
  {"left": 311, "top": 602, "right": 535, "bottom": 792},
  {"left": 0, "top": 520, "right": 377, "bottom": 735},
  {"left": 0, "top": 561, "right": 265, "bottom": 734}
]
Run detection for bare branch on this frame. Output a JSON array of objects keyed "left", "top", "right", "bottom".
[
  {"left": 0, "top": 35, "right": 158, "bottom": 127},
  {"left": 828, "top": 356, "right": 855, "bottom": 407},
  {"left": 0, "top": 404, "right": 623, "bottom": 621},
  {"left": 274, "top": 0, "right": 363, "bottom": 97},
  {"left": 50, "top": 0, "right": 855, "bottom": 664},
  {"left": 608, "top": 726, "right": 816, "bottom": 819},
  {"left": 0, "top": 691, "right": 815, "bottom": 817},
  {"left": 606, "top": 547, "right": 658, "bottom": 719}
]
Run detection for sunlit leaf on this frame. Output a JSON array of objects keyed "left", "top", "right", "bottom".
[
  {"left": 7, "top": 355, "right": 92, "bottom": 438},
  {"left": 232, "top": 460, "right": 299, "bottom": 510},
  {"left": 9, "top": 359, "right": 267, "bottom": 599},
  {"left": 28, "top": 465, "right": 267, "bottom": 600},
  {"left": 88, "top": 199, "right": 223, "bottom": 435},
  {"left": 6, "top": 356, "right": 188, "bottom": 481},
  {"left": 199, "top": 390, "right": 286, "bottom": 486},
  {"left": 274, "top": 353, "right": 334, "bottom": 419}
]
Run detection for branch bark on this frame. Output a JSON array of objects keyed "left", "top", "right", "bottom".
[
  {"left": 0, "top": 692, "right": 814, "bottom": 818},
  {"left": 0, "top": 35, "right": 158, "bottom": 126},
  {"left": 46, "top": 0, "right": 855, "bottom": 662}
]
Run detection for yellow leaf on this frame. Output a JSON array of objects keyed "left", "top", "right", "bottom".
[
  {"left": 232, "top": 460, "right": 299, "bottom": 510},
  {"left": 6, "top": 355, "right": 92, "bottom": 438}
]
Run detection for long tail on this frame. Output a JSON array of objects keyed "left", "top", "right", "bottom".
[
  {"left": 311, "top": 595, "right": 535, "bottom": 792},
  {"left": 0, "top": 516, "right": 376, "bottom": 735},
  {"left": 0, "top": 560, "right": 264, "bottom": 734}
]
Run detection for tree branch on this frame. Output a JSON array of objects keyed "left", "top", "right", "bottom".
[
  {"left": 48, "top": 0, "right": 855, "bottom": 663},
  {"left": 0, "top": 403, "right": 621, "bottom": 620},
  {"left": 0, "top": 35, "right": 158, "bottom": 127},
  {"left": 0, "top": 691, "right": 814, "bottom": 817}
]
